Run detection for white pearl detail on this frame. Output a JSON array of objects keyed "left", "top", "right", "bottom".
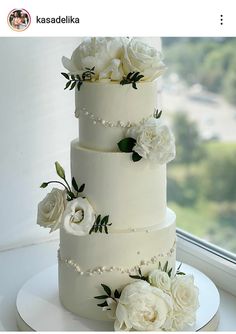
[
  {"left": 58, "top": 239, "right": 176, "bottom": 276},
  {"left": 79, "top": 109, "right": 153, "bottom": 129}
]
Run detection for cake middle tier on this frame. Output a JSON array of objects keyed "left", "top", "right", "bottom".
[{"left": 71, "top": 139, "right": 166, "bottom": 230}]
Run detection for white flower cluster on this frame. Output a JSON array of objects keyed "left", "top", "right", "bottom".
[
  {"left": 37, "top": 189, "right": 95, "bottom": 236},
  {"left": 62, "top": 37, "right": 166, "bottom": 82},
  {"left": 109, "top": 269, "right": 199, "bottom": 331},
  {"left": 127, "top": 117, "right": 176, "bottom": 164}
]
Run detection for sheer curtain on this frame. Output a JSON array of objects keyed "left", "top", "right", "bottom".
[{"left": 0, "top": 37, "right": 81, "bottom": 250}]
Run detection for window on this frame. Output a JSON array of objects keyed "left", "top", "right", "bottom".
[{"left": 163, "top": 37, "right": 236, "bottom": 256}]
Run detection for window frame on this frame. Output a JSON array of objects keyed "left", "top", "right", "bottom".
[{"left": 176, "top": 228, "right": 236, "bottom": 296}]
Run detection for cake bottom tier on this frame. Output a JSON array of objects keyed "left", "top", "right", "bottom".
[{"left": 58, "top": 209, "right": 176, "bottom": 321}]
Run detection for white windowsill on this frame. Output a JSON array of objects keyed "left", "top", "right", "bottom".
[
  {"left": 177, "top": 232, "right": 236, "bottom": 297},
  {"left": 0, "top": 237, "right": 236, "bottom": 331}
]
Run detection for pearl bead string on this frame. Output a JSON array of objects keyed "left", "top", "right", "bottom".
[
  {"left": 58, "top": 240, "right": 176, "bottom": 276},
  {"left": 75, "top": 107, "right": 153, "bottom": 129}
]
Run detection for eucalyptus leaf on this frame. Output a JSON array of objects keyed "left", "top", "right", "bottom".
[
  {"left": 129, "top": 275, "right": 142, "bottom": 280},
  {"left": 132, "top": 151, "right": 142, "bottom": 162},
  {"left": 114, "top": 289, "right": 121, "bottom": 299},
  {"left": 168, "top": 268, "right": 173, "bottom": 278},
  {"left": 117, "top": 137, "right": 136, "bottom": 153},
  {"left": 55, "top": 161, "right": 65, "bottom": 179},
  {"left": 70, "top": 81, "right": 76, "bottom": 90},
  {"left": 94, "top": 295, "right": 108, "bottom": 299},
  {"left": 101, "top": 284, "right": 111, "bottom": 296},
  {"left": 132, "top": 82, "right": 137, "bottom": 89},
  {"left": 40, "top": 182, "right": 48, "bottom": 188},
  {"left": 61, "top": 72, "right": 69, "bottom": 80},
  {"left": 101, "top": 215, "right": 109, "bottom": 225},
  {"left": 97, "top": 301, "right": 108, "bottom": 307},
  {"left": 78, "top": 183, "right": 85, "bottom": 193},
  {"left": 72, "top": 177, "right": 79, "bottom": 192},
  {"left": 64, "top": 81, "right": 71, "bottom": 90},
  {"left": 77, "top": 81, "right": 82, "bottom": 91},
  {"left": 163, "top": 261, "right": 168, "bottom": 273}
]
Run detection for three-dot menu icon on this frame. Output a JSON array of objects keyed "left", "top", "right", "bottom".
[{"left": 220, "top": 14, "right": 223, "bottom": 25}]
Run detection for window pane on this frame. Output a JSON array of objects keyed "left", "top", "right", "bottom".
[{"left": 163, "top": 37, "right": 236, "bottom": 255}]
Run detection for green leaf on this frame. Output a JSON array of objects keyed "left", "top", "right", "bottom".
[
  {"left": 71, "top": 74, "right": 75, "bottom": 80},
  {"left": 163, "top": 261, "right": 169, "bottom": 273},
  {"left": 78, "top": 183, "right": 85, "bottom": 193},
  {"left": 94, "top": 295, "right": 108, "bottom": 299},
  {"left": 117, "top": 137, "right": 136, "bottom": 153},
  {"left": 99, "top": 225, "right": 103, "bottom": 233},
  {"left": 129, "top": 275, "right": 142, "bottom": 280},
  {"left": 97, "top": 301, "right": 108, "bottom": 307},
  {"left": 70, "top": 81, "right": 76, "bottom": 90},
  {"left": 61, "top": 72, "right": 69, "bottom": 80},
  {"left": 55, "top": 161, "right": 65, "bottom": 179},
  {"left": 127, "top": 72, "right": 134, "bottom": 80},
  {"left": 132, "top": 82, "right": 137, "bottom": 89},
  {"left": 104, "top": 226, "right": 108, "bottom": 234},
  {"left": 101, "top": 215, "right": 109, "bottom": 225},
  {"left": 176, "top": 262, "right": 182, "bottom": 272},
  {"left": 72, "top": 177, "right": 79, "bottom": 192},
  {"left": 135, "top": 74, "right": 144, "bottom": 81},
  {"left": 131, "top": 72, "right": 140, "bottom": 81},
  {"left": 96, "top": 215, "right": 101, "bottom": 224},
  {"left": 64, "top": 81, "right": 71, "bottom": 90},
  {"left": 101, "top": 284, "right": 111, "bottom": 296},
  {"left": 40, "top": 182, "right": 48, "bottom": 188},
  {"left": 158, "top": 262, "right": 161, "bottom": 270},
  {"left": 77, "top": 81, "right": 82, "bottom": 91},
  {"left": 95, "top": 225, "right": 99, "bottom": 233},
  {"left": 114, "top": 289, "right": 121, "bottom": 299},
  {"left": 67, "top": 191, "right": 75, "bottom": 200},
  {"left": 138, "top": 267, "right": 142, "bottom": 276},
  {"left": 177, "top": 271, "right": 186, "bottom": 275},
  {"left": 168, "top": 268, "right": 173, "bottom": 278},
  {"left": 89, "top": 225, "right": 94, "bottom": 234},
  {"left": 132, "top": 151, "right": 142, "bottom": 162}
]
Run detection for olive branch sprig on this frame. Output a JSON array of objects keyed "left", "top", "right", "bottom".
[
  {"left": 61, "top": 66, "right": 95, "bottom": 91},
  {"left": 89, "top": 214, "right": 112, "bottom": 234},
  {"left": 94, "top": 284, "right": 121, "bottom": 308},
  {"left": 120, "top": 71, "right": 144, "bottom": 89},
  {"left": 40, "top": 162, "right": 85, "bottom": 201}
]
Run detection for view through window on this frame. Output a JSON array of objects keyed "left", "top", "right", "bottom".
[{"left": 163, "top": 37, "right": 236, "bottom": 255}]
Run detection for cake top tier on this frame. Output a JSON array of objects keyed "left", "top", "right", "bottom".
[{"left": 62, "top": 37, "right": 169, "bottom": 151}]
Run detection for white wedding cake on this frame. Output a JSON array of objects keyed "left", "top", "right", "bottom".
[{"left": 37, "top": 37, "right": 199, "bottom": 331}]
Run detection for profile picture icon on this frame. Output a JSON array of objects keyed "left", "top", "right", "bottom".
[{"left": 8, "top": 8, "right": 31, "bottom": 32}]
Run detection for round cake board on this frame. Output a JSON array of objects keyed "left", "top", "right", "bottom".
[{"left": 16, "top": 263, "right": 220, "bottom": 331}]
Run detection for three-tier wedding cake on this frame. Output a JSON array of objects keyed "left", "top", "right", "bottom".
[{"left": 37, "top": 37, "right": 199, "bottom": 331}]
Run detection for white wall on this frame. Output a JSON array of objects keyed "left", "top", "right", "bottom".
[{"left": 0, "top": 38, "right": 81, "bottom": 250}]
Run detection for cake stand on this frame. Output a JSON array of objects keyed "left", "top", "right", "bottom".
[{"left": 16, "top": 263, "right": 220, "bottom": 331}]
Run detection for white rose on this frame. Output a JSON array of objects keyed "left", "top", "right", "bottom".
[
  {"left": 63, "top": 197, "right": 96, "bottom": 236},
  {"left": 122, "top": 38, "right": 166, "bottom": 81},
  {"left": 114, "top": 280, "right": 172, "bottom": 331},
  {"left": 127, "top": 118, "right": 176, "bottom": 164},
  {"left": 148, "top": 269, "right": 171, "bottom": 292},
  {"left": 171, "top": 275, "right": 199, "bottom": 329},
  {"left": 37, "top": 188, "right": 65, "bottom": 232},
  {"left": 62, "top": 37, "right": 126, "bottom": 81}
]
